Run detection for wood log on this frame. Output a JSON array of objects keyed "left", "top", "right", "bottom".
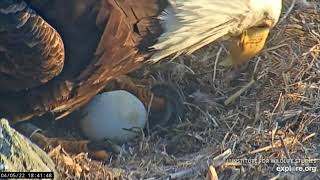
[{"left": 0, "top": 119, "right": 59, "bottom": 180}]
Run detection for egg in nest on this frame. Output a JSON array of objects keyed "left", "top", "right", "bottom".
[{"left": 80, "top": 90, "right": 147, "bottom": 143}]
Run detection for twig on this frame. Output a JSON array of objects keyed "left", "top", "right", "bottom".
[
  {"left": 160, "top": 149, "right": 232, "bottom": 179},
  {"left": 254, "top": 101, "right": 260, "bottom": 124},
  {"left": 238, "top": 137, "right": 297, "bottom": 158},
  {"left": 271, "top": 123, "right": 278, "bottom": 149},
  {"left": 279, "top": 0, "right": 296, "bottom": 24},
  {"left": 224, "top": 58, "right": 263, "bottom": 106},
  {"left": 271, "top": 92, "right": 283, "bottom": 114},
  {"left": 302, "top": 133, "right": 317, "bottom": 142},
  {"left": 165, "top": 168, "right": 198, "bottom": 180},
  {"left": 212, "top": 47, "right": 223, "bottom": 83},
  {"left": 279, "top": 136, "right": 293, "bottom": 167},
  {"left": 224, "top": 79, "right": 256, "bottom": 106},
  {"left": 207, "top": 166, "right": 218, "bottom": 180},
  {"left": 184, "top": 102, "right": 218, "bottom": 126}
]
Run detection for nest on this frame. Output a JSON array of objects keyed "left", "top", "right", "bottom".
[{"left": 49, "top": 0, "right": 320, "bottom": 179}]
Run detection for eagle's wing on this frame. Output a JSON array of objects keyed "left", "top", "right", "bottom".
[
  {"left": 0, "top": 0, "right": 167, "bottom": 123},
  {"left": 0, "top": 1, "right": 64, "bottom": 92},
  {"left": 52, "top": 0, "right": 168, "bottom": 119}
]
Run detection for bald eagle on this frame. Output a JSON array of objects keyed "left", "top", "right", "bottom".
[{"left": 0, "top": 0, "right": 282, "bottom": 159}]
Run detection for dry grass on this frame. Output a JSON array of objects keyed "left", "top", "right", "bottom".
[{"left": 50, "top": 0, "right": 320, "bottom": 179}]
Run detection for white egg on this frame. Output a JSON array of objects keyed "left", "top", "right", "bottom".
[{"left": 80, "top": 90, "right": 147, "bottom": 143}]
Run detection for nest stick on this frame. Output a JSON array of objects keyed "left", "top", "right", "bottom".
[{"left": 224, "top": 78, "right": 256, "bottom": 106}]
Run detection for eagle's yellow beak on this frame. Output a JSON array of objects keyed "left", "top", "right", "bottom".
[{"left": 219, "top": 26, "right": 271, "bottom": 66}]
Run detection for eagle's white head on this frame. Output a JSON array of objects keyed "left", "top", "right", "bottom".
[{"left": 150, "top": 0, "right": 282, "bottom": 63}]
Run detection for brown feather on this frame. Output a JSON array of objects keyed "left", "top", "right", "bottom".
[
  {"left": 0, "top": 1, "right": 64, "bottom": 92},
  {"left": 0, "top": 0, "right": 168, "bottom": 123}
]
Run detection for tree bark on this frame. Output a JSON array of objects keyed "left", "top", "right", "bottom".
[{"left": 0, "top": 119, "right": 59, "bottom": 180}]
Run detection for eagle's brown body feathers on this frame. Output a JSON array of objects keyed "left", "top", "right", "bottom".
[
  {"left": 0, "top": 0, "right": 281, "bottom": 124},
  {"left": 0, "top": 0, "right": 168, "bottom": 123},
  {"left": 0, "top": 1, "right": 64, "bottom": 92}
]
